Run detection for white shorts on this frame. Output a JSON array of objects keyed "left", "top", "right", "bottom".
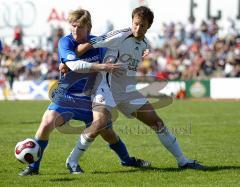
[{"left": 92, "top": 84, "right": 147, "bottom": 118}]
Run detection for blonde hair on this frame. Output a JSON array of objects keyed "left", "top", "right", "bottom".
[{"left": 68, "top": 8, "right": 92, "bottom": 33}]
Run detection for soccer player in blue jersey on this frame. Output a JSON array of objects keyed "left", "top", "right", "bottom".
[
  {"left": 19, "top": 8, "right": 150, "bottom": 176},
  {"left": 67, "top": 6, "right": 204, "bottom": 170}
]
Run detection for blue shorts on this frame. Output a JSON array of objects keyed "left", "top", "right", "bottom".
[
  {"left": 48, "top": 95, "right": 112, "bottom": 128},
  {"left": 48, "top": 102, "right": 93, "bottom": 126}
]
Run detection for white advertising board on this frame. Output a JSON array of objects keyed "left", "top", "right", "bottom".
[{"left": 211, "top": 78, "right": 240, "bottom": 99}]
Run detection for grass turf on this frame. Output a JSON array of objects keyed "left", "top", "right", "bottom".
[{"left": 0, "top": 100, "right": 239, "bottom": 186}]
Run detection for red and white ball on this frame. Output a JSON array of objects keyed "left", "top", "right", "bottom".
[{"left": 15, "top": 138, "right": 41, "bottom": 164}]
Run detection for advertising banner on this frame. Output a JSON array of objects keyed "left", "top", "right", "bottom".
[
  {"left": 186, "top": 80, "right": 210, "bottom": 98},
  {"left": 210, "top": 78, "right": 240, "bottom": 99}
]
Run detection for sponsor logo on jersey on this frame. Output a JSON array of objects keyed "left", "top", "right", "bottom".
[
  {"left": 127, "top": 58, "right": 139, "bottom": 71},
  {"left": 82, "top": 55, "right": 100, "bottom": 62}
]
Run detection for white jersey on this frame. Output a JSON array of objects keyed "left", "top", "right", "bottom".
[{"left": 91, "top": 28, "right": 150, "bottom": 97}]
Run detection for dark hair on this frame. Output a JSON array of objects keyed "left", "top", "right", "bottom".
[{"left": 132, "top": 6, "right": 154, "bottom": 28}]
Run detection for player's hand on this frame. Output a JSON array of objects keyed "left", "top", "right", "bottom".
[
  {"left": 59, "top": 63, "right": 69, "bottom": 74},
  {"left": 142, "top": 49, "right": 150, "bottom": 58},
  {"left": 103, "top": 63, "right": 126, "bottom": 76},
  {"left": 111, "top": 63, "right": 127, "bottom": 77}
]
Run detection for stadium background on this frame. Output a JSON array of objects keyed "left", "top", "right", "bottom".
[
  {"left": 0, "top": 1, "right": 240, "bottom": 186},
  {"left": 0, "top": 0, "right": 240, "bottom": 100}
]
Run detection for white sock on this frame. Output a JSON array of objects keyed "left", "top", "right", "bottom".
[
  {"left": 67, "top": 133, "right": 94, "bottom": 164},
  {"left": 157, "top": 127, "right": 188, "bottom": 166}
]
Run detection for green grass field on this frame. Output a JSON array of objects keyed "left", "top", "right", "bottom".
[{"left": 0, "top": 100, "right": 240, "bottom": 186}]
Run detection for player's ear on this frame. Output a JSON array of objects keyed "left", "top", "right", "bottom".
[{"left": 147, "top": 22, "right": 152, "bottom": 29}]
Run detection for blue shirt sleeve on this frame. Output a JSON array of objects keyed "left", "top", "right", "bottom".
[{"left": 58, "top": 37, "right": 79, "bottom": 63}]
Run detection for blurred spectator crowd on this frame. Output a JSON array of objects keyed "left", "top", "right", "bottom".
[
  {"left": 0, "top": 27, "right": 63, "bottom": 83},
  {"left": 1, "top": 18, "right": 240, "bottom": 83},
  {"left": 139, "top": 18, "right": 240, "bottom": 80}
]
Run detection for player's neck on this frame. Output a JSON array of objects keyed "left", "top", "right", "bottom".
[
  {"left": 134, "top": 36, "right": 144, "bottom": 41},
  {"left": 78, "top": 39, "right": 88, "bottom": 43},
  {"left": 73, "top": 34, "right": 88, "bottom": 43}
]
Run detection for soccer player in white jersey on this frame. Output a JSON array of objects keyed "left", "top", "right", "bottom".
[{"left": 67, "top": 6, "right": 204, "bottom": 170}]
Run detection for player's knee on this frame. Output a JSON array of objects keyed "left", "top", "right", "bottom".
[
  {"left": 86, "top": 121, "right": 108, "bottom": 138},
  {"left": 89, "top": 124, "right": 103, "bottom": 136},
  {"left": 148, "top": 118, "right": 165, "bottom": 132},
  {"left": 89, "top": 110, "right": 111, "bottom": 137}
]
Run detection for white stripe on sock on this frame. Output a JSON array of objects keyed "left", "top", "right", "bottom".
[{"left": 68, "top": 134, "right": 94, "bottom": 163}]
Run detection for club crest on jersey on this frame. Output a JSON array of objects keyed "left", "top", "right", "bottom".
[
  {"left": 96, "top": 95, "right": 105, "bottom": 103},
  {"left": 67, "top": 54, "right": 76, "bottom": 60}
]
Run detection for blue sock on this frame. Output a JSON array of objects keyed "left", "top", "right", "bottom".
[
  {"left": 29, "top": 139, "right": 48, "bottom": 170},
  {"left": 109, "top": 138, "right": 132, "bottom": 164}
]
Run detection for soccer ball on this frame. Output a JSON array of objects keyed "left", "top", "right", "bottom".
[{"left": 15, "top": 138, "right": 41, "bottom": 164}]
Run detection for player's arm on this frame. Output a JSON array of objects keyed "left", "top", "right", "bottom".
[
  {"left": 76, "top": 28, "right": 131, "bottom": 56},
  {"left": 59, "top": 40, "right": 125, "bottom": 74},
  {"left": 65, "top": 60, "right": 125, "bottom": 74},
  {"left": 76, "top": 43, "right": 92, "bottom": 57},
  {"left": 59, "top": 60, "right": 125, "bottom": 74},
  {"left": 142, "top": 37, "right": 152, "bottom": 58},
  {"left": 59, "top": 54, "right": 124, "bottom": 74},
  {"left": 59, "top": 43, "right": 125, "bottom": 74}
]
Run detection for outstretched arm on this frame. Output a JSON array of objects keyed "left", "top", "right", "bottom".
[
  {"left": 76, "top": 28, "right": 130, "bottom": 56},
  {"left": 66, "top": 60, "right": 125, "bottom": 73},
  {"left": 60, "top": 60, "right": 125, "bottom": 74}
]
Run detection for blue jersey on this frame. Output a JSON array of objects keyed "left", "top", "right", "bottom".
[
  {"left": 57, "top": 33, "right": 106, "bottom": 95},
  {"left": 48, "top": 34, "right": 107, "bottom": 124}
]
